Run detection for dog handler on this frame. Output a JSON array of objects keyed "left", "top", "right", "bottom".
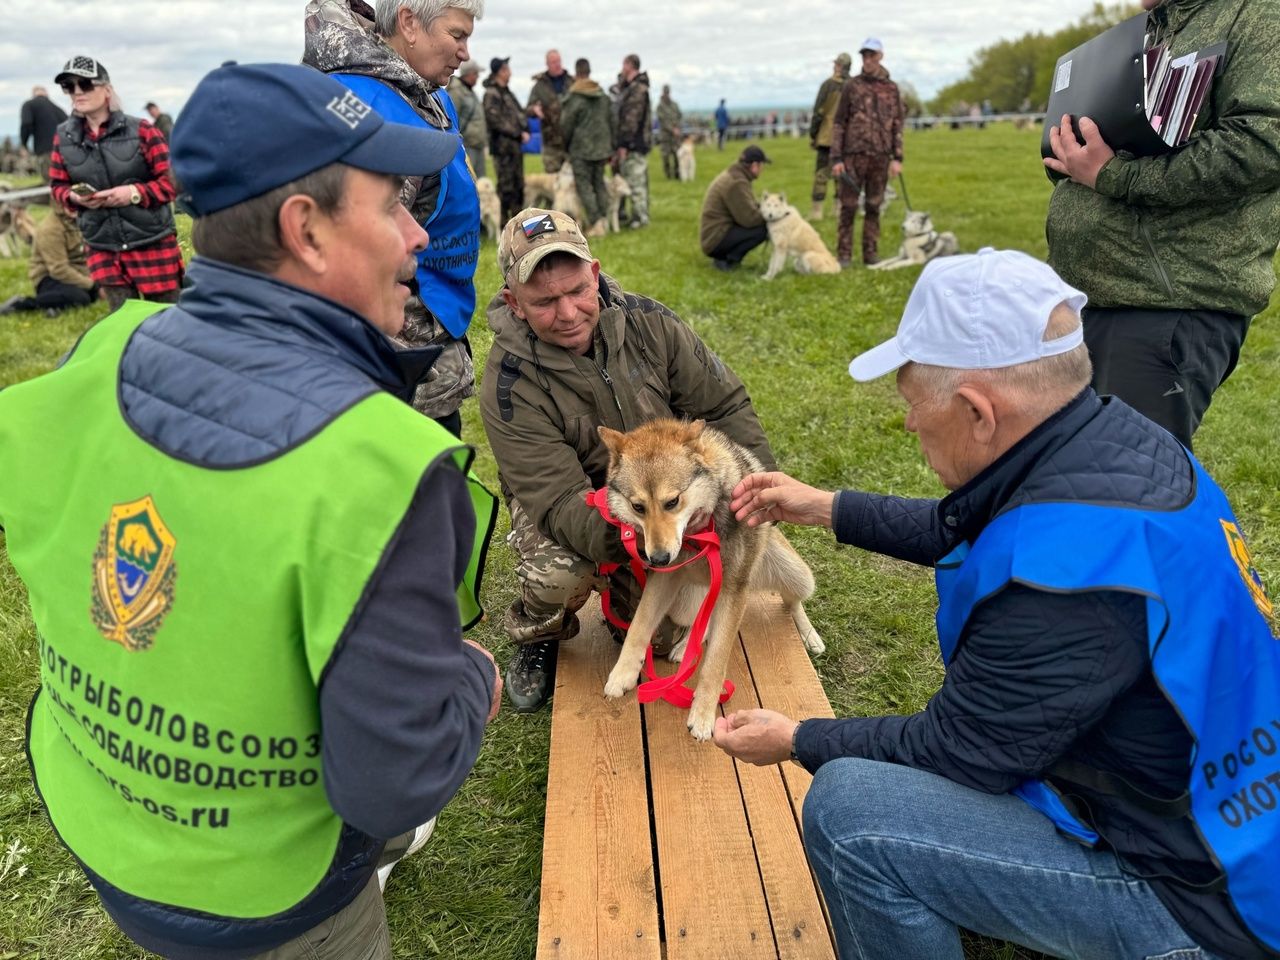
[
  {"left": 0, "top": 63, "right": 500, "bottom": 959},
  {"left": 717, "top": 248, "right": 1279, "bottom": 959},
  {"left": 481, "top": 208, "right": 777, "bottom": 712}
]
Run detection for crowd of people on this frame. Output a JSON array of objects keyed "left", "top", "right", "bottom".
[{"left": 1, "top": 0, "right": 1279, "bottom": 957}]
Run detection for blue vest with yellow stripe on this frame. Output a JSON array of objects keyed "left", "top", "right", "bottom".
[{"left": 935, "top": 454, "right": 1279, "bottom": 951}]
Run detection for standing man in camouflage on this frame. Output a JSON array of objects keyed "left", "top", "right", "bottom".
[
  {"left": 614, "top": 54, "right": 652, "bottom": 228},
  {"left": 144, "top": 102, "right": 174, "bottom": 139},
  {"left": 656, "top": 84, "right": 683, "bottom": 180},
  {"left": 1044, "top": 0, "right": 1280, "bottom": 450},
  {"left": 808, "top": 52, "right": 851, "bottom": 221},
  {"left": 481, "top": 208, "right": 777, "bottom": 712},
  {"left": 528, "top": 49, "right": 571, "bottom": 173},
  {"left": 448, "top": 59, "right": 487, "bottom": 179},
  {"left": 483, "top": 56, "right": 530, "bottom": 225},
  {"left": 561, "top": 58, "right": 615, "bottom": 238},
  {"left": 830, "top": 38, "right": 904, "bottom": 268}
]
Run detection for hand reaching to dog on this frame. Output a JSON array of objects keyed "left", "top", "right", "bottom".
[
  {"left": 1044, "top": 114, "right": 1115, "bottom": 190},
  {"left": 731, "top": 472, "right": 835, "bottom": 529},
  {"left": 712, "top": 709, "right": 799, "bottom": 766}
]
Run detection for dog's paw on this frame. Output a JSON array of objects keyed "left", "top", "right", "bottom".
[
  {"left": 686, "top": 707, "right": 716, "bottom": 741},
  {"left": 801, "top": 627, "right": 825, "bottom": 655},
  {"left": 603, "top": 666, "right": 638, "bottom": 700}
]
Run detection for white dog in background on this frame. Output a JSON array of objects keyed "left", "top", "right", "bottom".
[
  {"left": 758, "top": 191, "right": 841, "bottom": 280},
  {"left": 605, "top": 173, "right": 632, "bottom": 233},
  {"left": 676, "top": 136, "right": 696, "bottom": 182},
  {"left": 524, "top": 171, "right": 558, "bottom": 209},
  {"left": 869, "top": 210, "right": 959, "bottom": 271},
  {"left": 551, "top": 164, "right": 585, "bottom": 226},
  {"left": 475, "top": 177, "right": 501, "bottom": 243}
]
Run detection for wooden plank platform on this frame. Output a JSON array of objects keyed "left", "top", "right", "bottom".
[{"left": 537, "top": 594, "right": 836, "bottom": 960}]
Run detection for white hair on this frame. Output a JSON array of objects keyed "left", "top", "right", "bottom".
[{"left": 373, "top": 0, "right": 484, "bottom": 37}]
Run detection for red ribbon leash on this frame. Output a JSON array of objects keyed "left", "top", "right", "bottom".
[{"left": 586, "top": 488, "right": 733, "bottom": 707}]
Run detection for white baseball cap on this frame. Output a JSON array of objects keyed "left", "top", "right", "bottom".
[
  {"left": 859, "top": 38, "right": 884, "bottom": 54},
  {"left": 848, "top": 247, "right": 1088, "bottom": 382}
]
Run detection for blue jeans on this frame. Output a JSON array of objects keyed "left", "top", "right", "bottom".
[{"left": 803, "top": 759, "right": 1216, "bottom": 960}]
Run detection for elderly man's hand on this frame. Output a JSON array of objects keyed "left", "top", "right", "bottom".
[
  {"left": 1044, "top": 114, "right": 1115, "bottom": 189},
  {"left": 730, "top": 471, "right": 835, "bottom": 528},
  {"left": 712, "top": 709, "right": 799, "bottom": 765}
]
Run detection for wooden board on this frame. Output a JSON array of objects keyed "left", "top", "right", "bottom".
[{"left": 536, "top": 615, "right": 661, "bottom": 960}]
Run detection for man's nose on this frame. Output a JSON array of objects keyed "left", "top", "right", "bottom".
[{"left": 399, "top": 205, "right": 428, "bottom": 255}]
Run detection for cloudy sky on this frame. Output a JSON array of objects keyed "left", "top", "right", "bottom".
[{"left": 2, "top": 0, "right": 1104, "bottom": 141}]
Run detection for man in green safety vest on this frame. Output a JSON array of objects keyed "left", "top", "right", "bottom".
[{"left": 0, "top": 62, "right": 500, "bottom": 960}]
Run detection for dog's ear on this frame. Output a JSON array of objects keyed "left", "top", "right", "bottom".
[
  {"left": 683, "top": 419, "right": 706, "bottom": 441},
  {"left": 779, "top": 192, "right": 787, "bottom": 203},
  {"left": 597, "top": 425, "right": 626, "bottom": 458}
]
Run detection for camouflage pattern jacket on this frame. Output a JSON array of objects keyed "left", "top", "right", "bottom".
[
  {"left": 809, "top": 73, "right": 848, "bottom": 148},
  {"left": 561, "top": 79, "right": 616, "bottom": 162},
  {"left": 480, "top": 272, "right": 775, "bottom": 564},
  {"left": 483, "top": 77, "right": 528, "bottom": 157},
  {"left": 656, "top": 95, "right": 683, "bottom": 146},
  {"left": 1047, "top": 0, "right": 1280, "bottom": 317},
  {"left": 447, "top": 76, "right": 487, "bottom": 150},
  {"left": 303, "top": 0, "right": 473, "bottom": 418},
  {"left": 527, "top": 70, "right": 570, "bottom": 153},
  {"left": 614, "top": 71, "right": 652, "bottom": 154},
  {"left": 830, "top": 67, "right": 904, "bottom": 161}
]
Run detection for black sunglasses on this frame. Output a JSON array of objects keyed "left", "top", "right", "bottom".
[{"left": 60, "top": 78, "right": 99, "bottom": 94}]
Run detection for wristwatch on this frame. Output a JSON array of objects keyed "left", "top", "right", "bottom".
[
  {"left": 129, "top": 186, "right": 142, "bottom": 205},
  {"left": 789, "top": 721, "right": 804, "bottom": 766}
]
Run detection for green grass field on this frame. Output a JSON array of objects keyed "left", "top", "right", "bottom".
[{"left": 1, "top": 127, "right": 1276, "bottom": 959}]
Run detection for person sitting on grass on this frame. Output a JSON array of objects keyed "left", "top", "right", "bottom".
[
  {"left": 715, "top": 248, "right": 1279, "bottom": 960},
  {"left": 0, "top": 204, "right": 98, "bottom": 317}
]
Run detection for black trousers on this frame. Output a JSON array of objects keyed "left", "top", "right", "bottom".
[
  {"left": 708, "top": 223, "right": 769, "bottom": 266},
  {"left": 1083, "top": 305, "right": 1251, "bottom": 450},
  {"left": 5, "top": 276, "right": 95, "bottom": 314}
]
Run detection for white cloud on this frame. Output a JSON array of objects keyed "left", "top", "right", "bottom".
[{"left": 1, "top": 0, "right": 1104, "bottom": 143}]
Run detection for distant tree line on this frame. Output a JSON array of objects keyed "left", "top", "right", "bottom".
[{"left": 927, "top": 3, "right": 1141, "bottom": 114}]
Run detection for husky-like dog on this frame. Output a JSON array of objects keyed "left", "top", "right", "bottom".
[
  {"left": 759, "top": 191, "right": 841, "bottom": 280},
  {"left": 524, "top": 171, "right": 559, "bottom": 209},
  {"left": 869, "top": 210, "right": 959, "bottom": 271},
  {"left": 597, "top": 419, "right": 824, "bottom": 741},
  {"left": 475, "top": 177, "right": 501, "bottom": 243},
  {"left": 677, "top": 136, "right": 697, "bottom": 182},
  {"left": 605, "top": 172, "right": 632, "bottom": 233}
]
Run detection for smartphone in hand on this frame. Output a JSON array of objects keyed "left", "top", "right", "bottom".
[{"left": 70, "top": 182, "right": 97, "bottom": 197}]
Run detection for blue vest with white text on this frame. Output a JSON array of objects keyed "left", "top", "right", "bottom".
[
  {"left": 935, "top": 455, "right": 1280, "bottom": 951},
  {"left": 332, "top": 75, "right": 479, "bottom": 339}
]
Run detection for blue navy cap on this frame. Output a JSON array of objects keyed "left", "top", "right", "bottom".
[{"left": 170, "top": 62, "right": 459, "bottom": 217}]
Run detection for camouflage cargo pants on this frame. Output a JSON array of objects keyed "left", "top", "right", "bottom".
[
  {"left": 811, "top": 146, "right": 832, "bottom": 202},
  {"left": 571, "top": 157, "right": 609, "bottom": 228},
  {"left": 620, "top": 154, "right": 650, "bottom": 225},
  {"left": 658, "top": 139, "right": 679, "bottom": 179},
  {"left": 836, "top": 152, "right": 890, "bottom": 263}
]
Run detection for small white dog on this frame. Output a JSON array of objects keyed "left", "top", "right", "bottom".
[
  {"left": 475, "top": 177, "right": 501, "bottom": 243},
  {"left": 676, "top": 136, "right": 696, "bottom": 182},
  {"left": 758, "top": 191, "right": 841, "bottom": 280},
  {"left": 869, "top": 210, "right": 959, "bottom": 271}
]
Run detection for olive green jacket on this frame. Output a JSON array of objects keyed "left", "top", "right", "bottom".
[
  {"left": 699, "top": 161, "right": 764, "bottom": 254},
  {"left": 561, "top": 79, "right": 616, "bottom": 162},
  {"left": 480, "top": 273, "right": 775, "bottom": 564},
  {"left": 1046, "top": 0, "right": 1280, "bottom": 317}
]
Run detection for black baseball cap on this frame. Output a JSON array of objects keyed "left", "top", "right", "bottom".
[
  {"left": 740, "top": 145, "right": 771, "bottom": 164},
  {"left": 490, "top": 57, "right": 510, "bottom": 74},
  {"left": 170, "top": 62, "right": 459, "bottom": 217}
]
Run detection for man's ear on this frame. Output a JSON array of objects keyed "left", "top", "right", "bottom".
[
  {"left": 277, "top": 194, "right": 328, "bottom": 276},
  {"left": 501, "top": 286, "right": 525, "bottom": 321},
  {"left": 956, "top": 384, "right": 997, "bottom": 445}
]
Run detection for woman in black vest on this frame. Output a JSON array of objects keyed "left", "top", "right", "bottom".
[{"left": 49, "top": 56, "right": 183, "bottom": 313}]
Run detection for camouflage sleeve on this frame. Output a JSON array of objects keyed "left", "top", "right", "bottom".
[
  {"left": 892, "top": 84, "right": 905, "bottom": 161},
  {"left": 1094, "top": 10, "right": 1280, "bottom": 209},
  {"left": 480, "top": 374, "right": 629, "bottom": 565},
  {"left": 652, "top": 304, "right": 777, "bottom": 472},
  {"left": 810, "top": 79, "right": 831, "bottom": 141},
  {"left": 560, "top": 94, "right": 578, "bottom": 147},
  {"left": 829, "top": 85, "right": 850, "bottom": 157}
]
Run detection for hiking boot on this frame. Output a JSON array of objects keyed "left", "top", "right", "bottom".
[
  {"left": 713, "top": 258, "right": 735, "bottom": 273},
  {"left": 838, "top": 258, "right": 852, "bottom": 270},
  {"left": 505, "top": 638, "right": 560, "bottom": 713},
  {"left": 863, "top": 255, "right": 880, "bottom": 267},
  {"left": 0, "top": 295, "right": 25, "bottom": 316},
  {"left": 808, "top": 200, "right": 824, "bottom": 221}
]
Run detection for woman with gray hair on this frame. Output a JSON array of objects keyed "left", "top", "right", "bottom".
[{"left": 303, "top": 0, "right": 484, "bottom": 438}]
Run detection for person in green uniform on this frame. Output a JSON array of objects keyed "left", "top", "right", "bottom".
[{"left": 0, "top": 62, "right": 500, "bottom": 960}]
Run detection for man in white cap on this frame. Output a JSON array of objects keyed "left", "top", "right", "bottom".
[{"left": 714, "top": 249, "right": 1279, "bottom": 959}]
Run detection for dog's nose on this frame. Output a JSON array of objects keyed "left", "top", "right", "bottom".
[{"left": 646, "top": 549, "right": 671, "bottom": 566}]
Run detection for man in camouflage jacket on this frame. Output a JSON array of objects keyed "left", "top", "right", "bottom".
[
  {"left": 830, "top": 39, "right": 904, "bottom": 266},
  {"left": 808, "top": 52, "right": 851, "bottom": 220},
  {"left": 480, "top": 208, "right": 776, "bottom": 712},
  {"left": 483, "top": 58, "right": 529, "bottom": 224},
  {"left": 527, "top": 49, "right": 571, "bottom": 173},
  {"left": 1045, "top": 0, "right": 1280, "bottom": 448},
  {"left": 447, "top": 60, "right": 487, "bottom": 178},
  {"left": 656, "top": 85, "right": 683, "bottom": 180},
  {"left": 613, "top": 54, "right": 652, "bottom": 227}
]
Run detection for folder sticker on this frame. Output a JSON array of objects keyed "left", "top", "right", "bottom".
[{"left": 1055, "top": 60, "right": 1072, "bottom": 93}]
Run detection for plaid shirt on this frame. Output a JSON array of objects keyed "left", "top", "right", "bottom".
[{"left": 50, "top": 117, "right": 183, "bottom": 295}]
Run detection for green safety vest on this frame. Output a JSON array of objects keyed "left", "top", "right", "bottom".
[{"left": 0, "top": 302, "right": 496, "bottom": 918}]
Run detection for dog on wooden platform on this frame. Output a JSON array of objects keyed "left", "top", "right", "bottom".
[
  {"left": 869, "top": 210, "right": 959, "bottom": 271},
  {"left": 758, "top": 191, "right": 841, "bottom": 280},
  {"left": 475, "top": 177, "right": 501, "bottom": 243},
  {"left": 597, "top": 419, "right": 823, "bottom": 741},
  {"left": 677, "top": 136, "right": 696, "bottom": 182}
]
